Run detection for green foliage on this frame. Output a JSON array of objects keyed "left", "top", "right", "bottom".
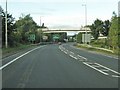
[
  {"left": 15, "top": 14, "right": 38, "bottom": 43},
  {"left": 1, "top": 7, "right": 16, "bottom": 47},
  {"left": 89, "top": 19, "right": 103, "bottom": 40},
  {"left": 89, "top": 19, "right": 110, "bottom": 40},
  {"left": 77, "top": 32, "right": 82, "bottom": 43},
  {"left": 108, "top": 14, "right": 118, "bottom": 51},
  {"left": 102, "top": 20, "right": 110, "bottom": 36}
]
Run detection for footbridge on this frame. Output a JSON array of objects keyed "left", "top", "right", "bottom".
[{"left": 42, "top": 28, "right": 91, "bottom": 33}]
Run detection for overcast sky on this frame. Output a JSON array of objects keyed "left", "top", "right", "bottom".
[{"left": 0, "top": 0, "right": 119, "bottom": 30}]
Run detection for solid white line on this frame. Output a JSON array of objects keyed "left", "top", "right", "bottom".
[
  {"left": 79, "top": 60, "right": 85, "bottom": 61},
  {"left": 83, "top": 62, "right": 109, "bottom": 75},
  {"left": 70, "top": 51, "right": 74, "bottom": 54},
  {"left": 64, "top": 51, "right": 67, "bottom": 54},
  {"left": 101, "top": 69, "right": 109, "bottom": 72},
  {"left": 95, "top": 63, "right": 120, "bottom": 75},
  {"left": 69, "top": 55, "right": 78, "bottom": 60},
  {"left": 112, "top": 75, "right": 120, "bottom": 78},
  {"left": 91, "top": 65, "right": 100, "bottom": 68},
  {"left": 77, "top": 55, "right": 87, "bottom": 60},
  {"left": 83, "top": 62, "right": 93, "bottom": 64},
  {"left": 0, "top": 46, "right": 45, "bottom": 70}
]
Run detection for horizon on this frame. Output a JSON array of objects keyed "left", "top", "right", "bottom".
[{"left": 0, "top": 0, "right": 119, "bottom": 31}]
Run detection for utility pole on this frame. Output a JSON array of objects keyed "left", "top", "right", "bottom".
[
  {"left": 5, "top": 0, "right": 8, "bottom": 48},
  {"left": 40, "top": 16, "right": 41, "bottom": 27},
  {"left": 40, "top": 16, "right": 42, "bottom": 43},
  {"left": 82, "top": 4, "right": 87, "bottom": 44}
]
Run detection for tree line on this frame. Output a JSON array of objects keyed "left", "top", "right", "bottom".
[
  {"left": 1, "top": 7, "right": 47, "bottom": 48},
  {"left": 1, "top": 6, "right": 120, "bottom": 52},
  {"left": 77, "top": 12, "right": 120, "bottom": 52}
]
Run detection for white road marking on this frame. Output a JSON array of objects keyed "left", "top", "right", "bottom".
[
  {"left": 61, "top": 45, "right": 119, "bottom": 77},
  {"left": 112, "top": 75, "right": 120, "bottom": 78},
  {"left": 83, "top": 62, "right": 109, "bottom": 75},
  {"left": 91, "top": 65, "right": 100, "bottom": 68},
  {"left": 0, "top": 46, "right": 46, "bottom": 70},
  {"left": 101, "top": 69, "right": 109, "bottom": 72},
  {"left": 64, "top": 51, "right": 67, "bottom": 54},
  {"left": 79, "top": 60, "right": 85, "bottom": 61},
  {"left": 70, "top": 45, "right": 118, "bottom": 60},
  {"left": 69, "top": 55, "right": 78, "bottom": 60},
  {"left": 77, "top": 55, "right": 87, "bottom": 60},
  {"left": 95, "top": 63, "right": 120, "bottom": 75},
  {"left": 83, "top": 62, "right": 93, "bottom": 64},
  {"left": 70, "top": 51, "right": 74, "bottom": 54}
]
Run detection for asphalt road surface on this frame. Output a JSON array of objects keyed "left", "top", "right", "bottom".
[{"left": 1, "top": 43, "right": 119, "bottom": 88}]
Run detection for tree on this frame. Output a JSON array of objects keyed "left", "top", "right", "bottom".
[
  {"left": 1, "top": 7, "right": 16, "bottom": 47},
  {"left": 77, "top": 32, "right": 82, "bottom": 43},
  {"left": 102, "top": 20, "right": 111, "bottom": 36},
  {"left": 108, "top": 12, "right": 118, "bottom": 50},
  {"left": 15, "top": 14, "right": 38, "bottom": 44},
  {"left": 89, "top": 19, "right": 103, "bottom": 40}
]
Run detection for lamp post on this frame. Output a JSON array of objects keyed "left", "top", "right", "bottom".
[
  {"left": 40, "top": 16, "right": 41, "bottom": 27},
  {"left": 82, "top": 4, "right": 87, "bottom": 44},
  {"left": 5, "top": 0, "right": 8, "bottom": 48}
]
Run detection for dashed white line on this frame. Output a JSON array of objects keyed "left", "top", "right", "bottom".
[{"left": 0, "top": 46, "right": 46, "bottom": 70}]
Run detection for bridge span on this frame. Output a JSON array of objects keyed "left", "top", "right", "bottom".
[{"left": 42, "top": 28, "right": 91, "bottom": 33}]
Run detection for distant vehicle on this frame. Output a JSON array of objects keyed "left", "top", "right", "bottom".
[{"left": 58, "top": 42, "right": 62, "bottom": 45}]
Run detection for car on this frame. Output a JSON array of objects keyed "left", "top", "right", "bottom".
[{"left": 58, "top": 42, "right": 62, "bottom": 45}]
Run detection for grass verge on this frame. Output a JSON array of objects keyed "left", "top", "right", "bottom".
[
  {"left": 75, "top": 43, "right": 118, "bottom": 57},
  {"left": 2, "top": 44, "right": 39, "bottom": 58}
]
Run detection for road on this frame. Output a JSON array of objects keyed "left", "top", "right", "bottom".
[{"left": 1, "top": 43, "right": 119, "bottom": 88}]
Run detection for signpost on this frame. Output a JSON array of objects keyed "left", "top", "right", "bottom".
[
  {"left": 28, "top": 34, "right": 35, "bottom": 43},
  {"left": 82, "top": 34, "right": 91, "bottom": 43}
]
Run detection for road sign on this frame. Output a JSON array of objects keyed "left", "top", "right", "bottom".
[
  {"left": 82, "top": 34, "right": 91, "bottom": 43},
  {"left": 53, "top": 34, "right": 60, "bottom": 39},
  {"left": 29, "top": 34, "right": 35, "bottom": 41}
]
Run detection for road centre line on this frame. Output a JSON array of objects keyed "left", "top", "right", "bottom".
[{"left": 0, "top": 46, "right": 45, "bottom": 70}]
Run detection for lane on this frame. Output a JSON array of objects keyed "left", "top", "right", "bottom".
[
  {"left": 2, "top": 44, "right": 118, "bottom": 88},
  {"left": 62, "top": 43, "right": 118, "bottom": 72}
]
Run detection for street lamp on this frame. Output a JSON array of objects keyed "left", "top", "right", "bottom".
[
  {"left": 5, "top": 0, "right": 8, "bottom": 48},
  {"left": 82, "top": 4, "right": 87, "bottom": 44},
  {"left": 40, "top": 16, "right": 41, "bottom": 27}
]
